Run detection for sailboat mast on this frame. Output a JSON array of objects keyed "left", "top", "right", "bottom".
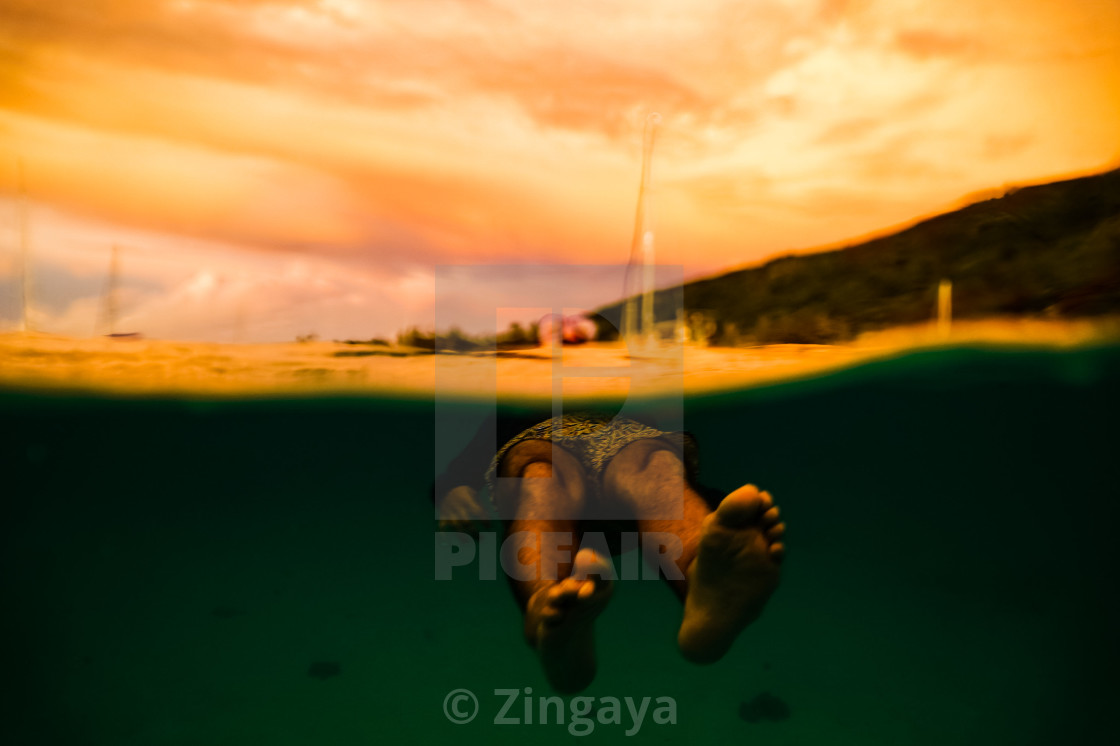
[
  {"left": 17, "top": 159, "right": 31, "bottom": 333},
  {"left": 625, "top": 112, "right": 661, "bottom": 347},
  {"left": 106, "top": 244, "right": 120, "bottom": 336}
]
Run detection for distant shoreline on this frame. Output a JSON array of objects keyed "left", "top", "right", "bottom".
[{"left": 1, "top": 317, "right": 1115, "bottom": 400}]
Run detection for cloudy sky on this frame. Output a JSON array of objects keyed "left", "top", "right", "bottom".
[{"left": 1, "top": 0, "right": 1117, "bottom": 341}]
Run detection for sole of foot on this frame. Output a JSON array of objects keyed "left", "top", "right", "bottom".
[
  {"left": 677, "top": 484, "right": 785, "bottom": 664},
  {"left": 525, "top": 548, "right": 614, "bottom": 693}
]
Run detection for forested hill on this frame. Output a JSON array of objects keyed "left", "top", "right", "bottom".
[{"left": 596, "top": 167, "right": 1120, "bottom": 344}]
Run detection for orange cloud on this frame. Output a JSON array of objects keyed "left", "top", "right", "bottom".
[
  {"left": 1, "top": 0, "right": 1117, "bottom": 340},
  {"left": 894, "top": 29, "right": 982, "bottom": 60}
]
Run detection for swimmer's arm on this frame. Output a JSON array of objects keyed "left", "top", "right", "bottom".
[
  {"left": 432, "top": 445, "right": 492, "bottom": 535},
  {"left": 431, "top": 417, "right": 497, "bottom": 535},
  {"left": 431, "top": 439, "right": 491, "bottom": 534},
  {"left": 434, "top": 485, "right": 491, "bottom": 536},
  {"left": 431, "top": 413, "right": 542, "bottom": 533}
]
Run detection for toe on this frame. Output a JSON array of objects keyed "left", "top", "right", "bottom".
[
  {"left": 562, "top": 576, "right": 586, "bottom": 594},
  {"left": 762, "top": 506, "right": 780, "bottom": 525},
  {"left": 571, "top": 548, "right": 613, "bottom": 581},
  {"left": 769, "top": 542, "right": 785, "bottom": 562},
  {"left": 549, "top": 580, "right": 579, "bottom": 603},
  {"left": 716, "top": 485, "right": 765, "bottom": 526},
  {"left": 766, "top": 523, "right": 785, "bottom": 540}
]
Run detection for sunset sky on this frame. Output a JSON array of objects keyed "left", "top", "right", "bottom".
[{"left": 1, "top": 0, "right": 1117, "bottom": 341}]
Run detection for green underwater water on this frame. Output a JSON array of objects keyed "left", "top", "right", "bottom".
[{"left": 2, "top": 344, "right": 1118, "bottom": 745}]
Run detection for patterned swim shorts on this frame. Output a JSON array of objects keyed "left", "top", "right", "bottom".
[{"left": 484, "top": 412, "right": 698, "bottom": 502}]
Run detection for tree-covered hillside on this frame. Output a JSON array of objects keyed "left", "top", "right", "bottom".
[{"left": 596, "top": 167, "right": 1120, "bottom": 344}]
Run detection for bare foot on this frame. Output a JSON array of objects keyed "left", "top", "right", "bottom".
[
  {"left": 678, "top": 484, "right": 785, "bottom": 664},
  {"left": 524, "top": 548, "right": 614, "bottom": 692}
]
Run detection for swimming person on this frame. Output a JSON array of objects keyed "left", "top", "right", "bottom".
[{"left": 434, "top": 411, "right": 785, "bottom": 693}]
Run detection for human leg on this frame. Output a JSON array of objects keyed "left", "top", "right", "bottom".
[
  {"left": 495, "top": 438, "right": 613, "bottom": 692},
  {"left": 601, "top": 438, "right": 711, "bottom": 596}
]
